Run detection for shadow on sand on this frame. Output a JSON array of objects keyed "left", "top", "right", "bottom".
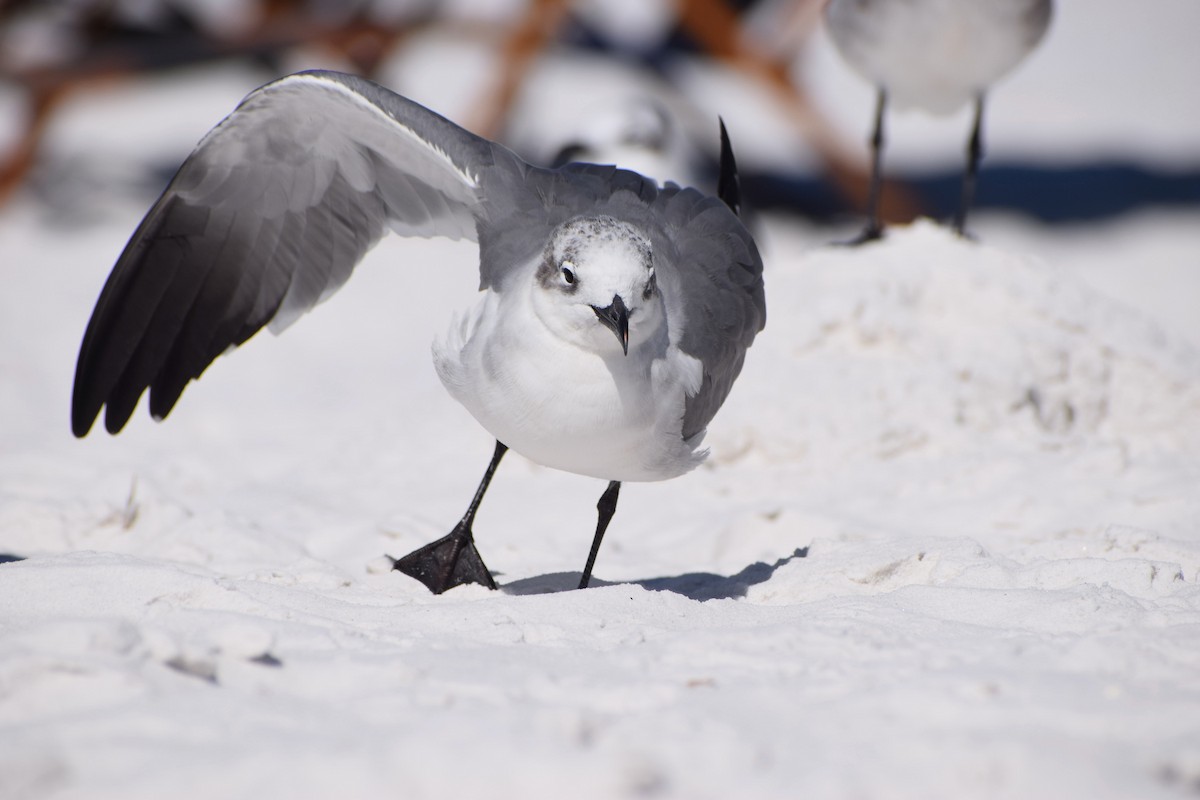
[{"left": 501, "top": 547, "right": 807, "bottom": 600}]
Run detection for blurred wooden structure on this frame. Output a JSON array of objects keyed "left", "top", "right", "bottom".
[
  {"left": 0, "top": 0, "right": 421, "bottom": 206},
  {"left": 0, "top": 0, "right": 917, "bottom": 222}
]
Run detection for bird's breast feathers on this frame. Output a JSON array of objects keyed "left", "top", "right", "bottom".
[{"left": 432, "top": 285, "right": 705, "bottom": 482}]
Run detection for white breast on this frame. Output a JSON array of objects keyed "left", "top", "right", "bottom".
[{"left": 432, "top": 284, "right": 706, "bottom": 483}]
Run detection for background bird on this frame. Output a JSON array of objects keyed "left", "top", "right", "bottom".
[
  {"left": 825, "top": 0, "right": 1053, "bottom": 241},
  {"left": 70, "top": 70, "right": 766, "bottom": 595}
]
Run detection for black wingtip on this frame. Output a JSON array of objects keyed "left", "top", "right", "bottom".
[
  {"left": 717, "top": 117, "right": 742, "bottom": 218},
  {"left": 70, "top": 416, "right": 92, "bottom": 439},
  {"left": 70, "top": 352, "right": 142, "bottom": 438},
  {"left": 71, "top": 361, "right": 102, "bottom": 439},
  {"left": 70, "top": 389, "right": 92, "bottom": 439}
]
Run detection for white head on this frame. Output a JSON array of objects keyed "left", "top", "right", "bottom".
[{"left": 532, "top": 216, "right": 663, "bottom": 356}]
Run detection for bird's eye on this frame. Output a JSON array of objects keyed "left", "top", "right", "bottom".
[{"left": 561, "top": 262, "right": 576, "bottom": 285}]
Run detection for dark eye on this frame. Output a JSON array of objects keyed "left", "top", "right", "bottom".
[{"left": 561, "top": 263, "right": 576, "bottom": 284}]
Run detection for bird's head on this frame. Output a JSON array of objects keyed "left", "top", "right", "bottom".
[{"left": 534, "top": 216, "right": 662, "bottom": 356}]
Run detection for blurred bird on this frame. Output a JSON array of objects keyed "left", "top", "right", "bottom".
[
  {"left": 548, "top": 96, "right": 704, "bottom": 187},
  {"left": 825, "top": 0, "right": 1053, "bottom": 240},
  {"left": 71, "top": 70, "right": 764, "bottom": 594}
]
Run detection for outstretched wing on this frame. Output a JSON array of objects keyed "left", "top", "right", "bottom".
[{"left": 72, "top": 70, "right": 524, "bottom": 437}]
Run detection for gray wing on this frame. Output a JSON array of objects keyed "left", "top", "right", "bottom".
[
  {"left": 654, "top": 187, "right": 765, "bottom": 440},
  {"left": 72, "top": 70, "right": 525, "bottom": 436}
]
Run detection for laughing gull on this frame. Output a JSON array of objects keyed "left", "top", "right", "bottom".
[
  {"left": 825, "top": 0, "right": 1052, "bottom": 240},
  {"left": 71, "top": 70, "right": 765, "bottom": 594}
]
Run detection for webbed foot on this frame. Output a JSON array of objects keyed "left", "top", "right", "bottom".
[{"left": 392, "top": 525, "right": 496, "bottom": 594}]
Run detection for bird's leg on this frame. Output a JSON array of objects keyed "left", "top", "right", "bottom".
[
  {"left": 578, "top": 480, "right": 621, "bottom": 590},
  {"left": 392, "top": 441, "right": 507, "bottom": 594},
  {"left": 955, "top": 92, "right": 986, "bottom": 236},
  {"left": 845, "top": 87, "right": 888, "bottom": 245}
]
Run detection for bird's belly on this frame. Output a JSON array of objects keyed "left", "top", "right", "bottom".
[
  {"left": 435, "top": 307, "right": 701, "bottom": 482},
  {"left": 831, "top": 0, "right": 1042, "bottom": 113},
  {"left": 472, "top": 342, "right": 683, "bottom": 481}
]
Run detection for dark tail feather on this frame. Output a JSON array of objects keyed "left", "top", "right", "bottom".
[{"left": 717, "top": 118, "right": 742, "bottom": 218}]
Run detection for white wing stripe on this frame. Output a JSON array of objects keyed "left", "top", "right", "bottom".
[{"left": 277, "top": 72, "right": 481, "bottom": 191}]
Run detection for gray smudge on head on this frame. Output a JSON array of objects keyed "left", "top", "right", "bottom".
[{"left": 537, "top": 216, "right": 653, "bottom": 293}]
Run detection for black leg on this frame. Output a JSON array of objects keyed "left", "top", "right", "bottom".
[
  {"left": 578, "top": 480, "right": 621, "bottom": 590},
  {"left": 392, "top": 441, "right": 507, "bottom": 594},
  {"left": 955, "top": 93, "right": 986, "bottom": 236},
  {"left": 843, "top": 87, "right": 888, "bottom": 245}
]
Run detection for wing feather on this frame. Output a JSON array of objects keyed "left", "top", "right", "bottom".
[
  {"left": 73, "top": 70, "right": 518, "bottom": 436},
  {"left": 74, "top": 70, "right": 764, "bottom": 451},
  {"left": 657, "top": 190, "right": 765, "bottom": 441}
]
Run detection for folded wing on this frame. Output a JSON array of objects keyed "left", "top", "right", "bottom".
[{"left": 661, "top": 187, "right": 765, "bottom": 441}]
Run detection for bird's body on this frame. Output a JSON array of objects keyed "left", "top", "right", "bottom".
[
  {"left": 71, "top": 70, "right": 764, "bottom": 592},
  {"left": 826, "top": 0, "right": 1052, "bottom": 115},
  {"left": 824, "top": 0, "right": 1052, "bottom": 238},
  {"left": 438, "top": 301, "right": 702, "bottom": 482}
]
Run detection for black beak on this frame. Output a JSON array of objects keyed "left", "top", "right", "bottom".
[{"left": 591, "top": 295, "right": 629, "bottom": 356}]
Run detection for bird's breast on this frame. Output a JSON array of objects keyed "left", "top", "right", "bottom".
[{"left": 432, "top": 293, "right": 704, "bottom": 482}]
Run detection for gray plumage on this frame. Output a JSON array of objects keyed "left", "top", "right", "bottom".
[{"left": 72, "top": 70, "right": 764, "bottom": 458}]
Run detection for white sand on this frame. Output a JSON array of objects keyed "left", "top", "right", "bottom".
[{"left": 2, "top": 2, "right": 1199, "bottom": 796}]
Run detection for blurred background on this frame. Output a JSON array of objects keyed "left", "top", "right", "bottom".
[
  {"left": 1, "top": 0, "right": 1198, "bottom": 346},
  {"left": 2, "top": 0, "right": 1198, "bottom": 222}
]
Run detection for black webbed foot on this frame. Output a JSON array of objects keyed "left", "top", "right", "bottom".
[
  {"left": 393, "top": 440, "right": 508, "bottom": 594},
  {"left": 392, "top": 524, "right": 496, "bottom": 594}
]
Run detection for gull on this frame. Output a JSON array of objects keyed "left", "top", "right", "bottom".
[
  {"left": 71, "top": 70, "right": 766, "bottom": 594},
  {"left": 825, "top": 0, "right": 1053, "bottom": 240}
]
